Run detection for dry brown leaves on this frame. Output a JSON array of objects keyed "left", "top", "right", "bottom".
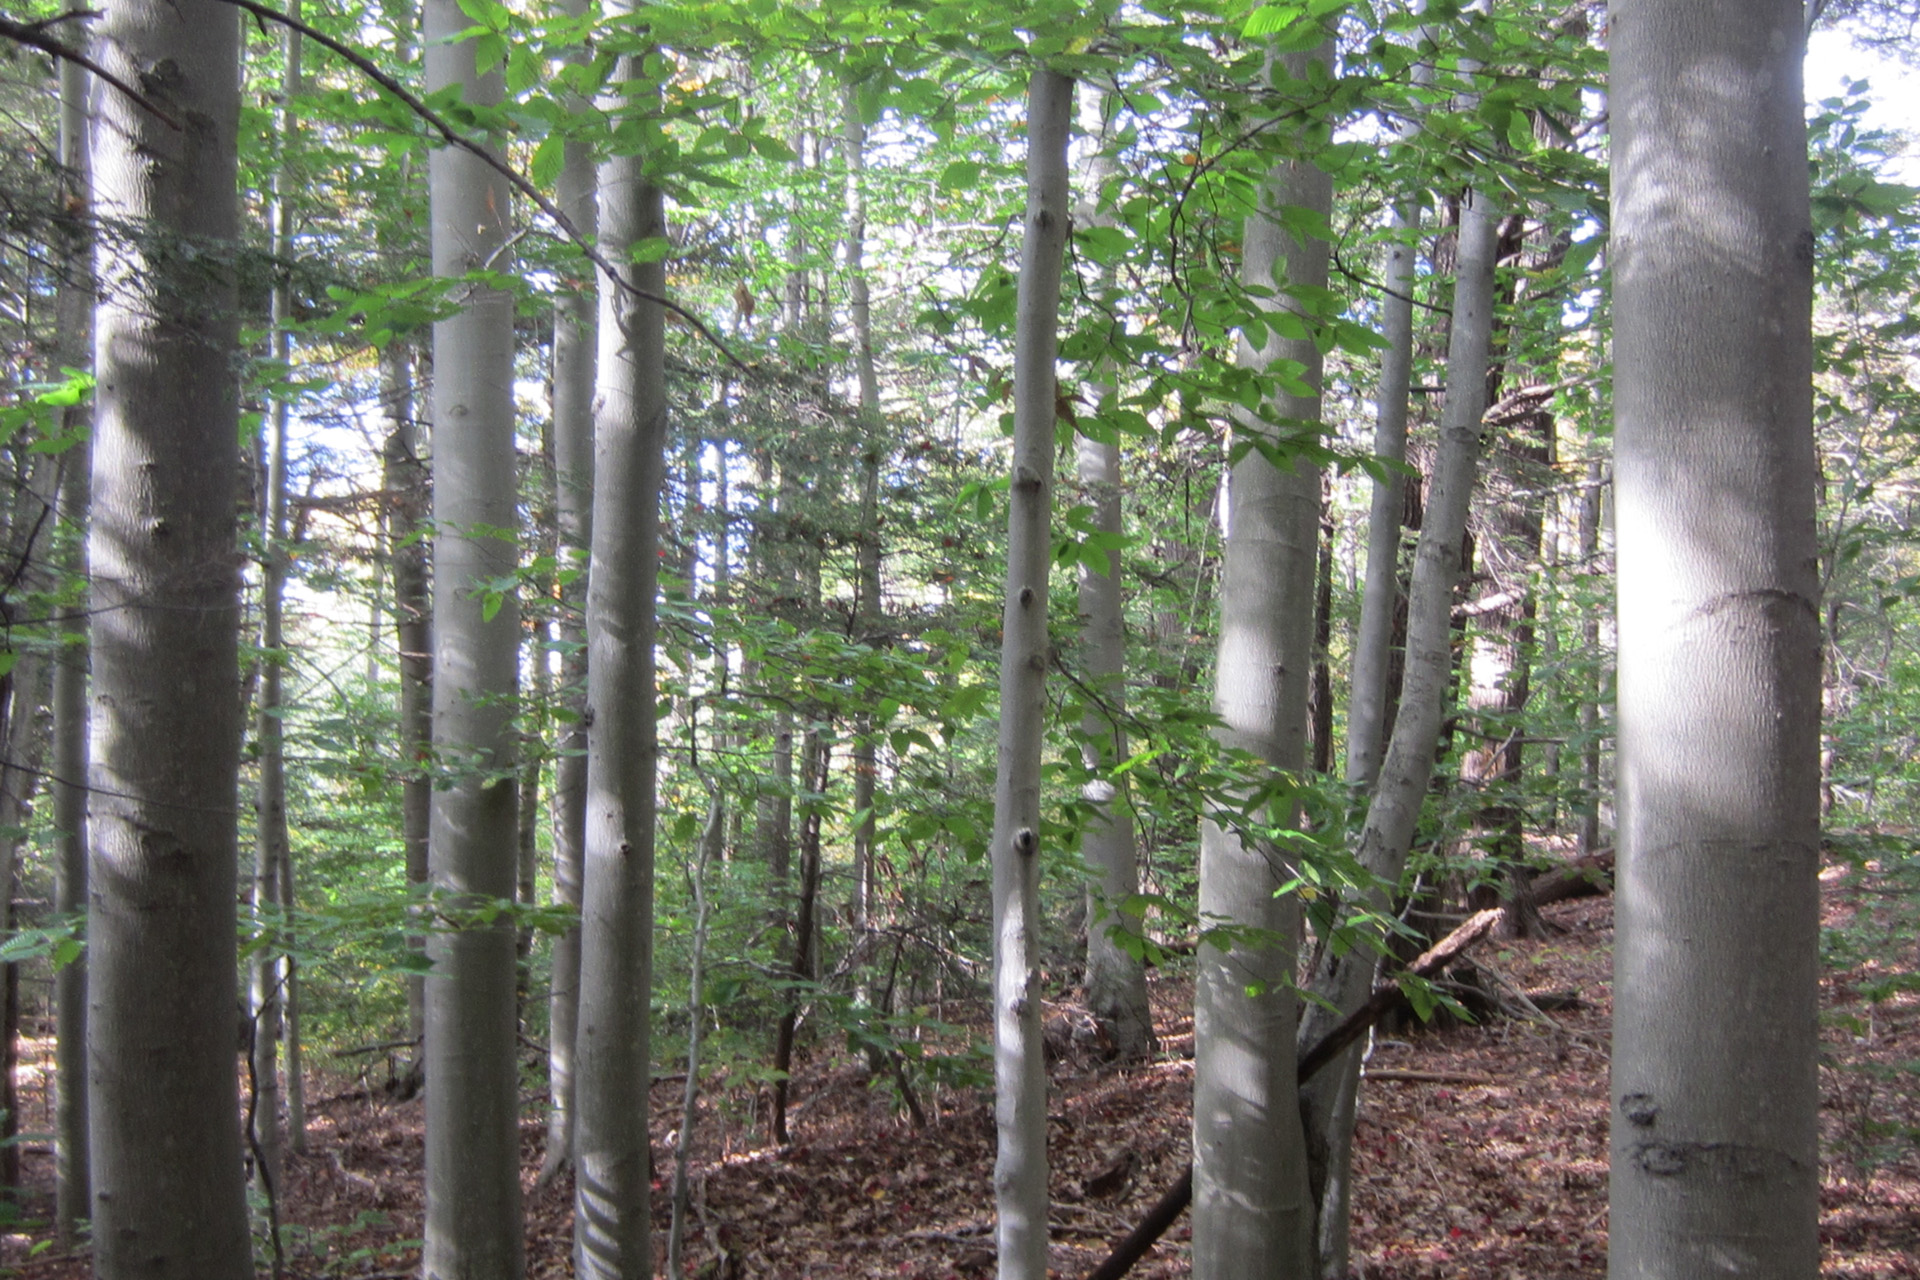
[{"left": 2, "top": 877, "right": 1914, "bottom": 1278}]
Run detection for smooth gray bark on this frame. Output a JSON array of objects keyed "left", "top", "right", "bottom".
[
  {"left": 572, "top": 19, "right": 667, "bottom": 1276},
  {"left": 51, "top": 51, "right": 91, "bottom": 1246},
  {"left": 991, "top": 65, "right": 1072, "bottom": 1280},
  {"left": 422, "top": 0, "right": 525, "bottom": 1273},
  {"left": 540, "top": 0, "right": 596, "bottom": 1184},
  {"left": 1072, "top": 82, "right": 1153, "bottom": 1062},
  {"left": 1609, "top": 3, "right": 1821, "bottom": 1274},
  {"left": 1190, "top": 47, "right": 1328, "bottom": 1280},
  {"left": 86, "top": 3, "right": 252, "bottom": 1275},
  {"left": 1297, "top": 185, "right": 1503, "bottom": 1276}
]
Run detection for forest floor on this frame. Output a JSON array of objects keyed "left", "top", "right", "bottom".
[{"left": 3, "top": 869, "right": 1916, "bottom": 1279}]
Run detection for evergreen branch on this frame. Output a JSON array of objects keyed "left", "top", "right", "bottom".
[
  {"left": 202, "top": 0, "right": 752, "bottom": 374},
  {"left": 0, "top": 14, "right": 183, "bottom": 131}
]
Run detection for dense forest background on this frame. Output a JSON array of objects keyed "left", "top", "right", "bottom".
[{"left": 0, "top": 0, "right": 1915, "bottom": 1276}]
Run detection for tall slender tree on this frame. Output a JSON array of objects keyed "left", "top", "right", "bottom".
[
  {"left": 540, "top": 0, "right": 598, "bottom": 1186},
  {"left": 1189, "top": 42, "right": 1329, "bottom": 1280},
  {"left": 1072, "top": 81, "right": 1153, "bottom": 1061},
  {"left": 572, "top": 8, "right": 668, "bottom": 1274},
  {"left": 991, "top": 64, "right": 1073, "bottom": 1280},
  {"left": 85, "top": 1, "right": 252, "bottom": 1275},
  {"left": 251, "top": 0, "right": 305, "bottom": 1195},
  {"left": 1609, "top": 1, "right": 1822, "bottom": 1274},
  {"left": 421, "top": 0, "right": 525, "bottom": 1272}
]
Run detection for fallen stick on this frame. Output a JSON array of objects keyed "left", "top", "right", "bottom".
[
  {"left": 1362, "top": 1069, "right": 1496, "bottom": 1085},
  {"left": 1083, "top": 907, "right": 1506, "bottom": 1280}
]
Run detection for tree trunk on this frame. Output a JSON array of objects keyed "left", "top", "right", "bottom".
[
  {"left": 1346, "top": 191, "right": 1422, "bottom": 790},
  {"left": 990, "top": 65, "right": 1072, "bottom": 1280},
  {"left": 1072, "top": 81, "right": 1153, "bottom": 1063},
  {"left": 1296, "top": 181, "right": 1502, "bottom": 1277},
  {"left": 1190, "top": 45, "right": 1327, "bottom": 1280},
  {"left": 539, "top": 0, "right": 595, "bottom": 1184},
  {"left": 572, "top": 16, "right": 667, "bottom": 1273},
  {"left": 422, "top": 0, "right": 525, "bottom": 1273},
  {"left": 86, "top": 3, "right": 252, "bottom": 1274},
  {"left": 841, "top": 81, "right": 884, "bottom": 967},
  {"left": 51, "top": 50, "right": 91, "bottom": 1245},
  {"left": 1609, "top": 3, "right": 1821, "bottom": 1273},
  {"left": 251, "top": 5, "right": 303, "bottom": 1197}
]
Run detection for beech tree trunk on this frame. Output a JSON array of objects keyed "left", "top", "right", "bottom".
[
  {"left": 541, "top": 1, "right": 596, "bottom": 1181},
  {"left": 572, "top": 16, "right": 668, "bottom": 1273},
  {"left": 990, "top": 66, "right": 1072, "bottom": 1280},
  {"left": 422, "top": 0, "right": 525, "bottom": 1273},
  {"left": 1072, "top": 82, "right": 1153, "bottom": 1062},
  {"left": 86, "top": 3, "right": 252, "bottom": 1275},
  {"left": 1190, "top": 45, "right": 1327, "bottom": 1280},
  {"left": 1609, "top": 3, "right": 1821, "bottom": 1274}
]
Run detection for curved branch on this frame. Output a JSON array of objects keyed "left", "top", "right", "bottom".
[
  {"left": 203, "top": 0, "right": 751, "bottom": 373},
  {"left": 0, "top": 14, "right": 182, "bottom": 131}
]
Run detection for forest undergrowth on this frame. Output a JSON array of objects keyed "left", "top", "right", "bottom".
[{"left": 1, "top": 883, "right": 1914, "bottom": 1279}]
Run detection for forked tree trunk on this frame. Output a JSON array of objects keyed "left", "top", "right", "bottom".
[
  {"left": 1609, "top": 2, "right": 1822, "bottom": 1273},
  {"left": 1189, "top": 44, "right": 1327, "bottom": 1280},
  {"left": 572, "top": 15, "right": 668, "bottom": 1273},
  {"left": 1296, "top": 182, "right": 1502, "bottom": 1277},
  {"left": 539, "top": 0, "right": 596, "bottom": 1185},
  {"left": 421, "top": 0, "right": 525, "bottom": 1273},
  {"left": 990, "top": 65, "right": 1072, "bottom": 1280},
  {"left": 86, "top": 3, "right": 252, "bottom": 1275}
]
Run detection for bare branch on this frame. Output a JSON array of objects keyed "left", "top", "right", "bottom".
[{"left": 0, "top": 14, "right": 183, "bottom": 131}]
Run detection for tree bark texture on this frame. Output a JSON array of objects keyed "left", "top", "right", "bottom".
[
  {"left": 51, "top": 51, "right": 92, "bottom": 1244},
  {"left": 1190, "top": 45, "right": 1328, "bottom": 1280},
  {"left": 1609, "top": 3, "right": 1822, "bottom": 1275},
  {"left": 990, "top": 65, "right": 1072, "bottom": 1280},
  {"left": 85, "top": 3, "right": 252, "bottom": 1275},
  {"left": 422, "top": 0, "right": 525, "bottom": 1273},
  {"left": 573, "top": 23, "right": 668, "bottom": 1275}
]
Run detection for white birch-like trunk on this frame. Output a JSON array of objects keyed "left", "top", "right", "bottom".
[
  {"left": 1609, "top": 2, "right": 1821, "bottom": 1273},
  {"left": 86, "top": 3, "right": 251, "bottom": 1275},
  {"left": 1071, "top": 83, "right": 1153, "bottom": 1062},
  {"left": 572, "top": 19, "right": 667, "bottom": 1276},
  {"left": 51, "top": 51, "right": 92, "bottom": 1248},
  {"left": 540, "top": 0, "right": 596, "bottom": 1184},
  {"left": 422, "top": 0, "right": 525, "bottom": 1273},
  {"left": 991, "top": 66, "right": 1072, "bottom": 1280},
  {"left": 1189, "top": 46, "right": 1329, "bottom": 1280}
]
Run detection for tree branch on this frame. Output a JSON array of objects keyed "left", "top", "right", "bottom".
[
  {"left": 202, "top": 0, "right": 751, "bottom": 373},
  {"left": 0, "top": 14, "right": 183, "bottom": 131}
]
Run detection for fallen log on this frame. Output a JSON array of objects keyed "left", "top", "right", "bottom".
[
  {"left": 1083, "top": 907, "right": 1507, "bottom": 1280},
  {"left": 1532, "top": 849, "right": 1614, "bottom": 907}
]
